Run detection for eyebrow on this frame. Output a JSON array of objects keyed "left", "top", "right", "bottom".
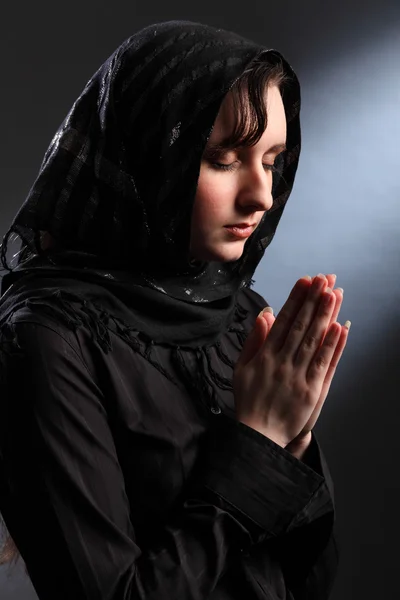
[{"left": 266, "top": 143, "right": 287, "bottom": 153}]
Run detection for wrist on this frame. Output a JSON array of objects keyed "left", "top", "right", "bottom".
[
  {"left": 286, "top": 432, "right": 312, "bottom": 460},
  {"left": 236, "top": 418, "right": 287, "bottom": 448}
]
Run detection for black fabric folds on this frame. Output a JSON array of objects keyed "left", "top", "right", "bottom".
[
  {"left": 0, "top": 20, "right": 302, "bottom": 415},
  {"left": 0, "top": 299, "right": 338, "bottom": 600},
  {"left": 0, "top": 267, "right": 252, "bottom": 414},
  {"left": 0, "top": 20, "right": 301, "bottom": 348},
  {"left": 0, "top": 23, "right": 338, "bottom": 600}
]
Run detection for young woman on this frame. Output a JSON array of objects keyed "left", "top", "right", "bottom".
[{"left": 0, "top": 20, "right": 349, "bottom": 600}]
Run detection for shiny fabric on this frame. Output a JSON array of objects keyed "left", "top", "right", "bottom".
[
  {"left": 0, "top": 19, "right": 337, "bottom": 600},
  {"left": 0, "top": 20, "right": 301, "bottom": 348},
  {"left": 0, "top": 277, "right": 338, "bottom": 600},
  {"left": 0, "top": 19, "right": 303, "bottom": 417}
]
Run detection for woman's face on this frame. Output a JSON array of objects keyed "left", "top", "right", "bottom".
[{"left": 189, "top": 84, "right": 287, "bottom": 263}]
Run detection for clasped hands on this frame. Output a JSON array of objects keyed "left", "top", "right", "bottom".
[{"left": 255, "top": 274, "right": 349, "bottom": 458}]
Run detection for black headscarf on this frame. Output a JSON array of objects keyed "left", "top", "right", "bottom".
[{"left": 0, "top": 20, "right": 301, "bottom": 413}]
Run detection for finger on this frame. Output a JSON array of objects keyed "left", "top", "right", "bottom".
[
  {"left": 310, "top": 321, "right": 350, "bottom": 406},
  {"left": 321, "top": 287, "right": 344, "bottom": 348},
  {"left": 330, "top": 287, "right": 343, "bottom": 324},
  {"left": 324, "top": 274, "right": 343, "bottom": 325},
  {"left": 276, "top": 274, "right": 328, "bottom": 360},
  {"left": 311, "top": 274, "right": 343, "bottom": 337},
  {"left": 259, "top": 309, "right": 276, "bottom": 331},
  {"left": 319, "top": 287, "right": 343, "bottom": 344},
  {"left": 263, "top": 276, "right": 312, "bottom": 352},
  {"left": 311, "top": 274, "right": 335, "bottom": 289},
  {"left": 323, "top": 275, "right": 337, "bottom": 332},
  {"left": 307, "top": 321, "right": 342, "bottom": 384},
  {"left": 238, "top": 313, "right": 270, "bottom": 368},
  {"left": 302, "top": 321, "right": 350, "bottom": 429},
  {"left": 325, "top": 274, "right": 337, "bottom": 290},
  {"left": 256, "top": 310, "right": 275, "bottom": 348},
  {"left": 293, "top": 285, "right": 336, "bottom": 368},
  {"left": 326, "top": 322, "right": 350, "bottom": 371}
]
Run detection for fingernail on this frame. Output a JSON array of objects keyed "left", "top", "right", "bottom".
[
  {"left": 258, "top": 306, "right": 274, "bottom": 318},
  {"left": 317, "top": 273, "right": 326, "bottom": 280},
  {"left": 304, "top": 275, "right": 312, "bottom": 281},
  {"left": 344, "top": 320, "right": 351, "bottom": 330},
  {"left": 337, "top": 287, "right": 344, "bottom": 294}
]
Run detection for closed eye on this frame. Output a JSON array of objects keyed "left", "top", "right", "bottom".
[{"left": 211, "top": 162, "right": 278, "bottom": 173}]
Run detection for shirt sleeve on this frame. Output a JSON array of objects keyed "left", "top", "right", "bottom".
[
  {"left": 0, "top": 318, "right": 334, "bottom": 600},
  {"left": 266, "top": 433, "right": 339, "bottom": 600}
]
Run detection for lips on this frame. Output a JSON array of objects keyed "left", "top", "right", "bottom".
[
  {"left": 225, "top": 222, "right": 256, "bottom": 228},
  {"left": 224, "top": 223, "right": 256, "bottom": 239}
]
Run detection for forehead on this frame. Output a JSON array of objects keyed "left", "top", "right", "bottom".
[{"left": 210, "top": 84, "right": 287, "bottom": 143}]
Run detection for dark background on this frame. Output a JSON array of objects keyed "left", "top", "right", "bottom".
[{"left": 1, "top": 1, "right": 400, "bottom": 598}]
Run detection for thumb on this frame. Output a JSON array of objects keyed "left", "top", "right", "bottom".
[
  {"left": 236, "top": 307, "right": 274, "bottom": 369},
  {"left": 260, "top": 307, "right": 275, "bottom": 332}
]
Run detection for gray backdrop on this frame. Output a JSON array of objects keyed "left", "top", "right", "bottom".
[{"left": 1, "top": 1, "right": 399, "bottom": 598}]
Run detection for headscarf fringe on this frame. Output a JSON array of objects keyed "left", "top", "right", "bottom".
[
  {"left": 142, "top": 339, "right": 178, "bottom": 385},
  {"left": 171, "top": 346, "right": 208, "bottom": 408},
  {"left": 0, "top": 294, "right": 251, "bottom": 415},
  {"left": 234, "top": 300, "right": 249, "bottom": 322},
  {"left": 194, "top": 349, "right": 222, "bottom": 414},
  {"left": 203, "top": 346, "right": 233, "bottom": 391},
  {"left": 214, "top": 341, "right": 235, "bottom": 368},
  {"left": 234, "top": 329, "right": 248, "bottom": 347},
  {"left": 80, "top": 299, "right": 112, "bottom": 353},
  {"left": 171, "top": 346, "right": 222, "bottom": 414}
]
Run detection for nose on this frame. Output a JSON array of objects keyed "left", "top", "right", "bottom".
[{"left": 238, "top": 167, "right": 274, "bottom": 213}]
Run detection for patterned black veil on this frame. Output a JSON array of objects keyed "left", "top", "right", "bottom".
[{"left": 0, "top": 20, "right": 301, "bottom": 413}]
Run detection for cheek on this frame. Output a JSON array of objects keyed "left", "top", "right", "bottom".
[{"left": 193, "top": 173, "right": 231, "bottom": 226}]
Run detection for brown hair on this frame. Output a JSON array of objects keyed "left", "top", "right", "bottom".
[
  {"left": 210, "top": 56, "right": 290, "bottom": 150},
  {"left": 0, "top": 55, "right": 290, "bottom": 570}
]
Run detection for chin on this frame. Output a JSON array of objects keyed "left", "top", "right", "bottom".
[{"left": 193, "top": 242, "right": 245, "bottom": 263}]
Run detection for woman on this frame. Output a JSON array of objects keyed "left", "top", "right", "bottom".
[{"left": 0, "top": 20, "right": 349, "bottom": 599}]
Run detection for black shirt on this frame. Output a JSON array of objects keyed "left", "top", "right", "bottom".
[{"left": 0, "top": 285, "right": 338, "bottom": 600}]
